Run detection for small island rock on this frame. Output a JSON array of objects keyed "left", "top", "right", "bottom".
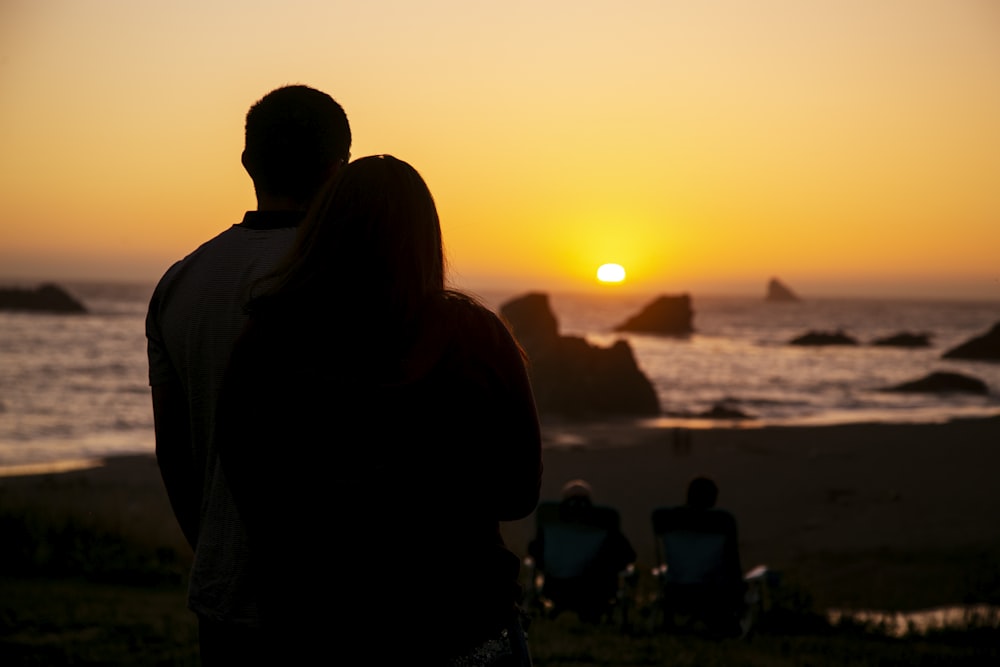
[
  {"left": 0, "top": 283, "right": 87, "bottom": 314},
  {"left": 871, "top": 332, "right": 932, "bottom": 348},
  {"left": 882, "top": 371, "right": 988, "bottom": 395},
  {"left": 942, "top": 321, "right": 1000, "bottom": 362},
  {"left": 789, "top": 330, "right": 858, "bottom": 346},
  {"left": 765, "top": 277, "right": 800, "bottom": 302},
  {"left": 663, "top": 400, "right": 756, "bottom": 421},
  {"left": 612, "top": 294, "right": 694, "bottom": 336}
]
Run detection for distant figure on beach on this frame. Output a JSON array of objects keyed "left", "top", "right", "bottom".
[
  {"left": 214, "top": 155, "right": 543, "bottom": 665},
  {"left": 145, "top": 84, "right": 351, "bottom": 664},
  {"left": 527, "top": 479, "right": 637, "bottom": 624},
  {"left": 651, "top": 475, "right": 746, "bottom": 637}
]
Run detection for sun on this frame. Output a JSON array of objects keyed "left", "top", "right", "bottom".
[{"left": 596, "top": 263, "right": 626, "bottom": 283}]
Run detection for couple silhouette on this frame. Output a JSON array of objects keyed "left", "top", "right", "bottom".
[{"left": 147, "top": 85, "right": 542, "bottom": 666}]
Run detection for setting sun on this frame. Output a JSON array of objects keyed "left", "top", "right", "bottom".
[{"left": 596, "top": 263, "right": 626, "bottom": 284}]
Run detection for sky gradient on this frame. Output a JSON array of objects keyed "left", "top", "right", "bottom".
[{"left": 2, "top": 1, "right": 998, "bottom": 299}]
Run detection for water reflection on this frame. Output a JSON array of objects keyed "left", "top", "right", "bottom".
[{"left": 829, "top": 604, "right": 1000, "bottom": 637}]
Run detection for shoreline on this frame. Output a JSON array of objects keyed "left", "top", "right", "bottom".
[{"left": 4, "top": 411, "right": 999, "bottom": 477}]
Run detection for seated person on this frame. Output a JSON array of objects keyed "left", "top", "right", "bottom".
[
  {"left": 527, "top": 479, "right": 637, "bottom": 623},
  {"left": 651, "top": 476, "right": 747, "bottom": 637}
]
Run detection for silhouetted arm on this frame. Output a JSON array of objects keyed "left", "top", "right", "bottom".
[{"left": 151, "top": 381, "right": 201, "bottom": 550}]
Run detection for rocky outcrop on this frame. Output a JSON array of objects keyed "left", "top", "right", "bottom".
[
  {"left": 765, "top": 277, "right": 800, "bottom": 302},
  {"left": 697, "top": 402, "right": 756, "bottom": 420},
  {"left": 499, "top": 292, "right": 661, "bottom": 419},
  {"left": 942, "top": 322, "right": 1000, "bottom": 362},
  {"left": 495, "top": 292, "right": 560, "bottom": 354},
  {"left": 871, "top": 332, "right": 932, "bottom": 348},
  {"left": 788, "top": 330, "right": 858, "bottom": 346},
  {"left": 882, "top": 371, "right": 988, "bottom": 395},
  {"left": 612, "top": 294, "right": 693, "bottom": 336},
  {"left": 665, "top": 401, "right": 756, "bottom": 421},
  {"left": 0, "top": 283, "right": 86, "bottom": 313}
]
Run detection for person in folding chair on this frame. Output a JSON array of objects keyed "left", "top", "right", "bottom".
[
  {"left": 526, "top": 479, "right": 637, "bottom": 625},
  {"left": 650, "top": 475, "right": 747, "bottom": 638}
]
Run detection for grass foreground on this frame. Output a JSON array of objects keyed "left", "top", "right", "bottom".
[{"left": 3, "top": 570, "right": 1000, "bottom": 666}]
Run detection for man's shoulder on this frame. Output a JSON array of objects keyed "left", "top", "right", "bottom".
[
  {"left": 152, "top": 225, "right": 242, "bottom": 287},
  {"left": 167, "top": 222, "right": 255, "bottom": 267},
  {"left": 147, "top": 222, "right": 294, "bottom": 330},
  {"left": 152, "top": 222, "right": 296, "bottom": 295}
]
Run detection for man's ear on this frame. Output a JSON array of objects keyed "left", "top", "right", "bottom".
[{"left": 241, "top": 150, "right": 250, "bottom": 174}]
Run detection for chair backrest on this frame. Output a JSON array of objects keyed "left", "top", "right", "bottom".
[
  {"left": 534, "top": 500, "right": 622, "bottom": 579},
  {"left": 542, "top": 522, "right": 613, "bottom": 578},
  {"left": 651, "top": 506, "right": 741, "bottom": 586},
  {"left": 659, "top": 530, "right": 728, "bottom": 584}
]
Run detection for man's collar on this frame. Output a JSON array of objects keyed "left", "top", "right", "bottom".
[{"left": 239, "top": 210, "right": 306, "bottom": 230}]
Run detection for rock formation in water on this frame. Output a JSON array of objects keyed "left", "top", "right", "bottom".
[
  {"left": 499, "top": 292, "right": 661, "bottom": 418},
  {"left": 871, "top": 332, "right": 932, "bottom": 348},
  {"left": 0, "top": 283, "right": 87, "bottom": 313},
  {"left": 765, "top": 277, "right": 800, "bottom": 302},
  {"left": 696, "top": 402, "right": 756, "bottom": 420},
  {"left": 882, "top": 371, "right": 988, "bottom": 395},
  {"left": 788, "top": 330, "right": 858, "bottom": 346},
  {"left": 942, "top": 321, "right": 1000, "bottom": 362},
  {"left": 665, "top": 400, "right": 756, "bottom": 421},
  {"left": 612, "top": 294, "right": 694, "bottom": 335}
]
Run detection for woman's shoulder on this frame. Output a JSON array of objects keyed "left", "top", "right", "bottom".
[{"left": 436, "top": 290, "right": 512, "bottom": 338}]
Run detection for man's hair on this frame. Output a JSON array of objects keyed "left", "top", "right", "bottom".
[
  {"left": 561, "top": 479, "right": 593, "bottom": 502},
  {"left": 243, "top": 84, "right": 351, "bottom": 202},
  {"left": 686, "top": 476, "right": 719, "bottom": 510}
]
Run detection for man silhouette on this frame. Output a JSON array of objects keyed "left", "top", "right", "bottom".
[
  {"left": 145, "top": 84, "right": 351, "bottom": 663},
  {"left": 651, "top": 475, "right": 746, "bottom": 637}
]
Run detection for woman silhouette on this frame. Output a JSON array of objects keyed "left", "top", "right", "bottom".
[{"left": 215, "top": 155, "right": 543, "bottom": 665}]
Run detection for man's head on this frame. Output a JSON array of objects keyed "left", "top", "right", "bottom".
[
  {"left": 561, "top": 478, "right": 593, "bottom": 503},
  {"left": 242, "top": 84, "right": 351, "bottom": 208},
  {"left": 686, "top": 476, "right": 719, "bottom": 510},
  {"left": 558, "top": 478, "right": 594, "bottom": 520}
]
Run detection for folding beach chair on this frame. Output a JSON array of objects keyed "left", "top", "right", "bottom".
[
  {"left": 525, "top": 500, "right": 637, "bottom": 628},
  {"left": 650, "top": 505, "right": 751, "bottom": 638}
]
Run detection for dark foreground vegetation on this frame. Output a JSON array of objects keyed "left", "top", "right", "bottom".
[{"left": 3, "top": 573, "right": 1000, "bottom": 666}]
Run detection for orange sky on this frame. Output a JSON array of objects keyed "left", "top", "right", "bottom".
[{"left": 1, "top": 1, "right": 998, "bottom": 299}]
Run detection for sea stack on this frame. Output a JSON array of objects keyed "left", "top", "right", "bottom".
[
  {"left": 612, "top": 294, "right": 694, "bottom": 336},
  {"left": 765, "top": 277, "right": 800, "bottom": 302},
  {"left": 499, "top": 292, "right": 661, "bottom": 418}
]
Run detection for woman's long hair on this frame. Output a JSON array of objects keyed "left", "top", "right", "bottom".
[{"left": 251, "top": 155, "right": 446, "bottom": 336}]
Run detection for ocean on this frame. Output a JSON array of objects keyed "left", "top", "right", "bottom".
[{"left": 1, "top": 280, "right": 999, "bottom": 470}]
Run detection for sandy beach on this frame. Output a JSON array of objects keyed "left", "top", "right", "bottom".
[
  {"left": 3, "top": 415, "right": 999, "bottom": 614},
  {"left": 515, "top": 415, "right": 1000, "bottom": 611}
]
